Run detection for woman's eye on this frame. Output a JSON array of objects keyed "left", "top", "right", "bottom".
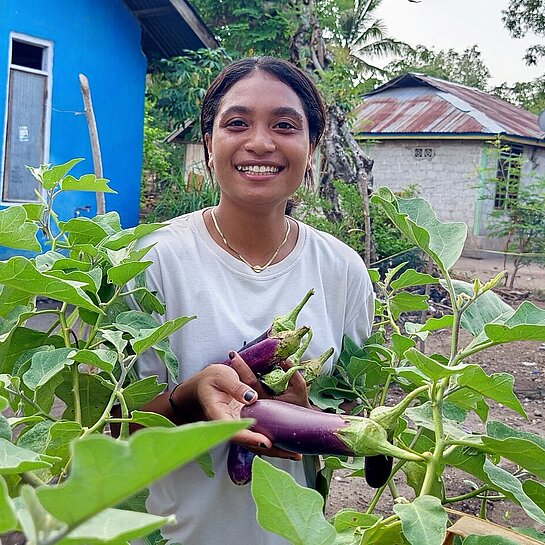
[
  {"left": 226, "top": 119, "right": 247, "bottom": 128},
  {"left": 276, "top": 121, "right": 296, "bottom": 130}
]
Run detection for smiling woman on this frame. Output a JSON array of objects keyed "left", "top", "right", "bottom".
[{"left": 133, "top": 56, "right": 375, "bottom": 545}]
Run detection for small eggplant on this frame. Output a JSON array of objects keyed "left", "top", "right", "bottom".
[
  {"left": 227, "top": 443, "right": 255, "bottom": 486},
  {"left": 223, "top": 326, "right": 310, "bottom": 376},
  {"left": 240, "top": 400, "right": 424, "bottom": 461},
  {"left": 364, "top": 454, "right": 393, "bottom": 489},
  {"left": 239, "top": 289, "right": 314, "bottom": 351}
]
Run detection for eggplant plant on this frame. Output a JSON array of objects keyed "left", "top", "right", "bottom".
[
  {"left": 0, "top": 159, "right": 248, "bottom": 544},
  {"left": 250, "top": 187, "right": 545, "bottom": 545}
]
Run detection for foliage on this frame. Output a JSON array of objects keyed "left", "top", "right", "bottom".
[
  {"left": 503, "top": 0, "right": 545, "bottom": 65},
  {"left": 147, "top": 48, "right": 232, "bottom": 135},
  {"left": 478, "top": 139, "right": 545, "bottom": 288},
  {"left": 0, "top": 160, "right": 246, "bottom": 544},
  {"left": 384, "top": 44, "right": 491, "bottom": 90},
  {"left": 145, "top": 173, "right": 219, "bottom": 223},
  {"left": 293, "top": 181, "right": 416, "bottom": 267},
  {"left": 251, "top": 187, "right": 545, "bottom": 544},
  {"left": 315, "top": 0, "right": 406, "bottom": 78},
  {"left": 491, "top": 76, "right": 545, "bottom": 114}
]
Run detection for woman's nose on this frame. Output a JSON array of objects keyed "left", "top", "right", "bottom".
[{"left": 244, "top": 127, "right": 276, "bottom": 154}]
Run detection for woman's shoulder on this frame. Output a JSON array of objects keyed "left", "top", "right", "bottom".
[{"left": 141, "top": 211, "right": 201, "bottom": 247}]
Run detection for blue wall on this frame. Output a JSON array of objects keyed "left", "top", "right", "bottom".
[{"left": 0, "top": 0, "right": 147, "bottom": 257}]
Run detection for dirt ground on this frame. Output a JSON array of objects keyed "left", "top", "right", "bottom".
[{"left": 325, "top": 254, "right": 545, "bottom": 533}]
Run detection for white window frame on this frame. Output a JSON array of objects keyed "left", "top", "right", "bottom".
[{"left": 1, "top": 32, "right": 53, "bottom": 205}]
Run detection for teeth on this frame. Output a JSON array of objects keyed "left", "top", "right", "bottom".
[{"left": 237, "top": 165, "right": 279, "bottom": 174}]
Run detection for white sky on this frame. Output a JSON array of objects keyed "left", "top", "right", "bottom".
[{"left": 375, "top": 0, "right": 544, "bottom": 86}]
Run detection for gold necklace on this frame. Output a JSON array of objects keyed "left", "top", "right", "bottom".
[{"left": 210, "top": 207, "right": 291, "bottom": 273}]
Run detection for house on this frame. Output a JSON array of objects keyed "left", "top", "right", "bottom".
[
  {"left": 0, "top": 0, "right": 216, "bottom": 258},
  {"left": 353, "top": 73, "right": 545, "bottom": 252}
]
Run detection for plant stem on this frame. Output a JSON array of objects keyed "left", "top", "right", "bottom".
[
  {"left": 21, "top": 472, "right": 47, "bottom": 487},
  {"left": 4, "top": 387, "right": 58, "bottom": 422},
  {"left": 443, "top": 486, "right": 490, "bottom": 504},
  {"left": 479, "top": 490, "right": 489, "bottom": 519}
]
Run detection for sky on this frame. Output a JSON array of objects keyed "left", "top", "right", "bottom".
[{"left": 375, "top": 0, "right": 544, "bottom": 86}]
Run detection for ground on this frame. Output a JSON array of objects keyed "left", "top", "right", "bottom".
[{"left": 325, "top": 254, "right": 545, "bottom": 534}]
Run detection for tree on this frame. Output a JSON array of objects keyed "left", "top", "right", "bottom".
[
  {"left": 503, "top": 0, "right": 545, "bottom": 65},
  {"left": 491, "top": 75, "right": 545, "bottom": 114},
  {"left": 384, "top": 44, "right": 491, "bottom": 89},
  {"left": 316, "top": 0, "right": 406, "bottom": 77}
]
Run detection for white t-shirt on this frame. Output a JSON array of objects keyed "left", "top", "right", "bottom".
[{"left": 136, "top": 209, "right": 374, "bottom": 545}]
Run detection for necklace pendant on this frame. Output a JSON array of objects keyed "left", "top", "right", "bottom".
[{"left": 251, "top": 265, "right": 265, "bottom": 273}]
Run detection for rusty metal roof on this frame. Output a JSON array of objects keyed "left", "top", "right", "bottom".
[
  {"left": 123, "top": 0, "right": 218, "bottom": 60},
  {"left": 354, "top": 73, "right": 544, "bottom": 144}
]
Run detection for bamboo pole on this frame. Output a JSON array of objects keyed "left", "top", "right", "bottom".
[{"left": 79, "top": 73, "right": 105, "bottom": 215}]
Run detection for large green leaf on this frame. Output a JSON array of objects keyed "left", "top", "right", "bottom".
[
  {"left": 122, "top": 376, "right": 166, "bottom": 412},
  {"left": 524, "top": 480, "right": 545, "bottom": 514},
  {"left": 394, "top": 495, "right": 448, "bottom": 545},
  {"left": 59, "top": 218, "right": 109, "bottom": 247},
  {"left": 55, "top": 507, "right": 173, "bottom": 545},
  {"left": 0, "top": 206, "right": 40, "bottom": 252},
  {"left": 35, "top": 251, "right": 91, "bottom": 273},
  {"left": 59, "top": 173, "right": 117, "bottom": 193},
  {"left": 68, "top": 349, "right": 117, "bottom": 372},
  {"left": 370, "top": 187, "right": 467, "bottom": 271},
  {"left": 22, "top": 348, "right": 74, "bottom": 391},
  {"left": 463, "top": 537, "right": 519, "bottom": 545},
  {"left": 390, "top": 292, "right": 429, "bottom": 320},
  {"left": 483, "top": 460, "right": 545, "bottom": 525},
  {"left": 251, "top": 457, "right": 337, "bottom": 545},
  {"left": 107, "top": 261, "right": 152, "bottom": 286},
  {"left": 101, "top": 223, "right": 165, "bottom": 251},
  {"left": 39, "top": 158, "right": 84, "bottom": 189},
  {"left": 0, "top": 257, "right": 101, "bottom": 313},
  {"left": 456, "top": 368, "right": 525, "bottom": 417},
  {"left": 36, "top": 421, "right": 248, "bottom": 525},
  {"left": 390, "top": 270, "right": 438, "bottom": 290},
  {"left": 131, "top": 316, "right": 196, "bottom": 355},
  {"left": 0, "top": 438, "right": 52, "bottom": 474},
  {"left": 484, "top": 301, "right": 545, "bottom": 343},
  {"left": 404, "top": 348, "right": 470, "bottom": 380},
  {"left": 0, "top": 476, "right": 17, "bottom": 532}
]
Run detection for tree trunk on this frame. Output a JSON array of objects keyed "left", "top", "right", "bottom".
[{"left": 289, "top": 0, "right": 375, "bottom": 265}]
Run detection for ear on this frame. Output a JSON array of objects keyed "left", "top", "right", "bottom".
[{"left": 205, "top": 133, "right": 213, "bottom": 168}]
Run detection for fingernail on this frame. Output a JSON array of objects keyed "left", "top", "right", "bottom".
[
  {"left": 228, "top": 351, "right": 236, "bottom": 360},
  {"left": 243, "top": 390, "right": 256, "bottom": 402},
  {"left": 258, "top": 442, "right": 269, "bottom": 449},
  {"left": 290, "top": 457, "right": 299, "bottom": 461}
]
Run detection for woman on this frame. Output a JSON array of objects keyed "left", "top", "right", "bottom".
[{"left": 136, "top": 56, "right": 374, "bottom": 545}]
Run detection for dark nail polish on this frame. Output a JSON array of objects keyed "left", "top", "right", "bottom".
[
  {"left": 243, "top": 390, "right": 256, "bottom": 402},
  {"left": 258, "top": 442, "right": 269, "bottom": 449},
  {"left": 229, "top": 351, "right": 236, "bottom": 360}
]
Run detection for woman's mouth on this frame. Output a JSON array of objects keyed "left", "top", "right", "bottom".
[{"left": 236, "top": 165, "right": 281, "bottom": 175}]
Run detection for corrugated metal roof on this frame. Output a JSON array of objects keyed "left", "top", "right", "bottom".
[
  {"left": 123, "top": 0, "right": 217, "bottom": 60},
  {"left": 354, "top": 73, "right": 545, "bottom": 143}
]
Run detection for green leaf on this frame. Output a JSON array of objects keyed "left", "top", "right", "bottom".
[
  {"left": 21, "top": 203, "right": 45, "bottom": 221},
  {"left": 331, "top": 509, "right": 379, "bottom": 532},
  {"left": 131, "top": 316, "right": 196, "bottom": 355},
  {"left": 251, "top": 457, "right": 337, "bottom": 545},
  {"left": 59, "top": 173, "right": 117, "bottom": 193},
  {"left": 406, "top": 402, "right": 468, "bottom": 439},
  {"left": 40, "top": 158, "right": 84, "bottom": 189},
  {"left": 512, "top": 526, "right": 545, "bottom": 543},
  {"left": 0, "top": 438, "right": 52, "bottom": 474},
  {"left": 56, "top": 507, "right": 173, "bottom": 545},
  {"left": 484, "top": 301, "right": 545, "bottom": 343},
  {"left": 390, "top": 270, "right": 438, "bottom": 290},
  {"left": 101, "top": 223, "right": 165, "bottom": 251},
  {"left": 523, "top": 480, "right": 545, "bottom": 514},
  {"left": 481, "top": 422, "right": 545, "bottom": 480},
  {"left": 370, "top": 187, "right": 467, "bottom": 271},
  {"left": 0, "top": 257, "right": 102, "bottom": 313},
  {"left": 391, "top": 334, "right": 416, "bottom": 360},
  {"left": 122, "top": 376, "right": 166, "bottom": 412},
  {"left": 59, "top": 217, "right": 109, "bottom": 247},
  {"left": 390, "top": 292, "right": 429, "bottom": 320},
  {"left": 393, "top": 495, "right": 448, "bottom": 545},
  {"left": 35, "top": 251, "right": 91, "bottom": 273},
  {"left": 0, "top": 285, "right": 32, "bottom": 317},
  {"left": 457, "top": 369, "right": 526, "bottom": 417},
  {"left": 462, "top": 536, "right": 519, "bottom": 544},
  {"left": 107, "top": 261, "right": 152, "bottom": 286},
  {"left": 68, "top": 349, "right": 118, "bottom": 372},
  {"left": 37, "top": 421, "right": 248, "bottom": 525},
  {"left": 0, "top": 476, "right": 17, "bottom": 532},
  {"left": 482, "top": 459, "right": 545, "bottom": 525},
  {"left": 0, "top": 206, "right": 40, "bottom": 252},
  {"left": 405, "top": 315, "right": 454, "bottom": 336},
  {"left": 22, "top": 348, "right": 74, "bottom": 390},
  {"left": 128, "top": 410, "right": 175, "bottom": 428},
  {"left": 404, "top": 348, "right": 470, "bottom": 381}
]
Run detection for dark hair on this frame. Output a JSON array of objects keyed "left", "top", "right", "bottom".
[{"left": 200, "top": 56, "right": 327, "bottom": 175}]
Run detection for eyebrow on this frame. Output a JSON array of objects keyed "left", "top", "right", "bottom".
[{"left": 219, "top": 105, "right": 304, "bottom": 123}]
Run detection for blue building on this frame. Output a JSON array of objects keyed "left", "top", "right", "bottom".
[{"left": 0, "top": 0, "right": 215, "bottom": 258}]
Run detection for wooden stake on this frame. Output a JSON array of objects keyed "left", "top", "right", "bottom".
[{"left": 79, "top": 74, "right": 105, "bottom": 215}]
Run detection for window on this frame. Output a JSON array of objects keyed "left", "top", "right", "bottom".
[
  {"left": 1, "top": 35, "right": 52, "bottom": 202},
  {"left": 494, "top": 143, "right": 523, "bottom": 209},
  {"left": 414, "top": 147, "right": 434, "bottom": 160}
]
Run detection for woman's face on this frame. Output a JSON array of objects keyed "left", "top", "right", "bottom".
[{"left": 205, "top": 70, "right": 312, "bottom": 210}]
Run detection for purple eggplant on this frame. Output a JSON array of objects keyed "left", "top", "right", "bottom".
[
  {"left": 227, "top": 443, "right": 255, "bottom": 486},
  {"left": 223, "top": 326, "right": 310, "bottom": 375},
  {"left": 364, "top": 455, "right": 393, "bottom": 488},
  {"left": 240, "top": 400, "right": 423, "bottom": 461},
  {"left": 239, "top": 289, "right": 314, "bottom": 351}
]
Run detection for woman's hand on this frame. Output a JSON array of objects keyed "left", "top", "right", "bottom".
[
  {"left": 188, "top": 363, "right": 302, "bottom": 460},
  {"left": 228, "top": 352, "right": 312, "bottom": 409}
]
